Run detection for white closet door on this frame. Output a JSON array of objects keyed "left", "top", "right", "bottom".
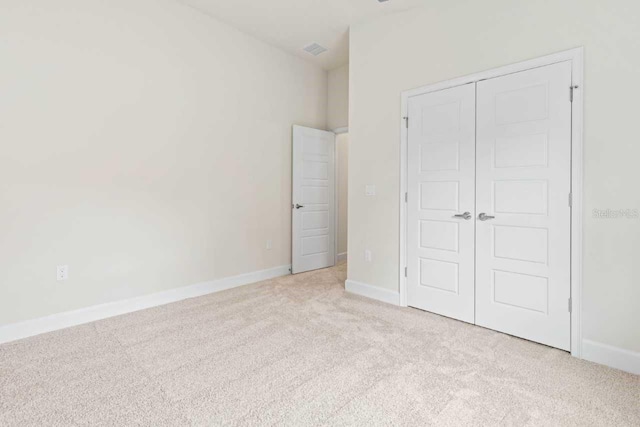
[
  {"left": 407, "top": 84, "right": 476, "bottom": 323},
  {"left": 292, "top": 125, "right": 336, "bottom": 274},
  {"left": 475, "top": 61, "right": 572, "bottom": 350}
]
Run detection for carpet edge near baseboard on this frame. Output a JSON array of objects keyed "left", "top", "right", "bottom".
[{"left": 0, "top": 264, "right": 291, "bottom": 345}]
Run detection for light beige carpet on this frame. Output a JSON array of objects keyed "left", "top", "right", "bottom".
[{"left": 1, "top": 263, "right": 638, "bottom": 426}]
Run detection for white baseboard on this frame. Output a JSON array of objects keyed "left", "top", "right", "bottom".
[
  {"left": 343, "top": 282, "right": 639, "bottom": 375},
  {"left": 345, "top": 279, "right": 400, "bottom": 306},
  {"left": 581, "top": 339, "right": 640, "bottom": 375},
  {"left": 337, "top": 252, "right": 347, "bottom": 263},
  {"left": 0, "top": 264, "right": 291, "bottom": 345}
]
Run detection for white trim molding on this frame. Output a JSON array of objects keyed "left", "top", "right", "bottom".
[
  {"left": 332, "top": 127, "right": 348, "bottom": 135},
  {"left": 345, "top": 279, "right": 400, "bottom": 306},
  {"left": 0, "top": 264, "right": 291, "bottom": 345},
  {"left": 399, "top": 47, "right": 584, "bottom": 357},
  {"left": 582, "top": 340, "right": 640, "bottom": 375},
  {"left": 337, "top": 252, "right": 348, "bottom": 263}
]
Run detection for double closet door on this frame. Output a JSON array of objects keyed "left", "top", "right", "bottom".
[{"left": 406, "top": 61, "right": 572, "bottom": 351}]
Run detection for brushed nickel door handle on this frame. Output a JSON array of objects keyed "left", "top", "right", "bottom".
[
  {"left": 453, "top": 212, "right": 472, "bottom": 220},
  {"left": 478, "top": 213, "right": 495, "bottom": 221}
]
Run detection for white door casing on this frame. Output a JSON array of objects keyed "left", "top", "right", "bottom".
[
  {"left": 406, "top": 84, "right": 476, "bottom": 323},
  {"left": 292, "top": 125, "right": 336, "bottom": 274},
  {"left": 475, "top": 61, "right": 572, "bottom": 350}
]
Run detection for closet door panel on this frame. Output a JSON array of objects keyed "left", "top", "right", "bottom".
[
  {"left": 406, "top": 84, "right": 476, "bottom": 323},
  {"left": 475, "top": 61, "right": 572, "bottom": 350}
]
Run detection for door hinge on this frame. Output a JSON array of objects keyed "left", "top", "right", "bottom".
[
  {"left": 404, "top": 267, "right": 408, "bottom": 277},
  {"left": 568, "top": 193, "right": 572, "bottom": 207},
  {"left": 570, "top": 85, "right": 579, "bottom": 102},
  {"left": 568, "top": 297, "right": 572, "bottom": 313},
  {"left": 403, "top": 116, "right": 409, "bottom": 128},
  {"left": 405, "top": 192, "right": 408, "bottom": 203}
]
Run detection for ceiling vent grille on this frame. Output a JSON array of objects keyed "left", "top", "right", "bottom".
[{"left": 303, "top": 43, "right": 328, "bottom": 56}]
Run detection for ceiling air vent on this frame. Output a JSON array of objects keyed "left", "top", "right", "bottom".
[{"left": 303, "top": 43, "right": 328, "bottom": 56}]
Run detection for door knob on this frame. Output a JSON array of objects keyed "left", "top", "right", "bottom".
[
  {"left": 478, "top": 213, "right": 495, "bottom": 221},
  {"left": 453, "top": 212, "right": 472, "bottom": 220},
  {"left": 294, "top": 204, "right": 304, "bottom": 209}
]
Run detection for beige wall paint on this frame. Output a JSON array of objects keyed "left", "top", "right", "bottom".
[
  {"left": 337, "top": 134, "right": 349, "bottom": 256},
  {"left": 0, "top": 0, "right": 327, "bottom": 326},
  {"left": 327, "top": 64, "right": 349, "bottom": 130},
  {"left": 349, "top": 0, "right": 640, "bottom": 352}
]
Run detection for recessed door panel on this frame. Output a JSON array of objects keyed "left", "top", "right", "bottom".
[
  {"left": 421, "top": 141, "right": 460, "bottom": 171},
  {"left": 420, "top": 258, "right": 459, "bottom": 293},
  {"left": 493, "top": 180, "right": 548, "bottom": 215},
  {"left": 302, "top": 211, "right": 329, "bottom": 231},
  {"left": 492, "top": 270, "right": 548, "bottom": 314},
  {"left": 494, "top": 133, "right": 548, "bottom": 168},
  {"left": 420, "top": 220, "right": 459, "bottom": 252},
  {"left": 302, "top": 186, "right": 328, "bottom": 205},
  {"left": 303, "top": 160, "right": 329, "bottom": 179},
  {"left": 407, "top": 84, "right": 476, "bottom": 323},
  {"left": 494, "top": 83, "right": 549, "bottom": 125},
  {"left": 420, "top": 181, "right": 459, "bottom": 211},
  {"left": 493, "top": 225, "right": 548, "bottom": 264},
  {"left": 475, "top": 61, "right": 572, "bottom": 350}
]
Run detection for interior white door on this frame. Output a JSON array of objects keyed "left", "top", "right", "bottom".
[
  {"left": 292, "top": 125, "right": 336, "bottom": 274},
  {"left": 407, "top": 84, "right": 476, "bottom": 323},
  {"left": 475, "top": 61, "right": 572, "bottom": 350}
]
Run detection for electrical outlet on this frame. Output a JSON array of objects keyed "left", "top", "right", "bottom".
[
  {"left": 57, "top": 265, "right": 68, "bottom": 281},
  {"left": 365, "top": 185, "right": 376, "bottom": 196},
  {"left": 266, "top": 240, "right": 272, "bottom": 250},
  {"left": 364, "top": 250, "right": 372, "bottom": 262}
]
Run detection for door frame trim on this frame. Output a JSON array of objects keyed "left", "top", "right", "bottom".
[
  {"left": 398, "top": 47, "right": 584, "bottom": 357},
  {"left": 333, "top": 129, "right": 348, "bottom": 265}
]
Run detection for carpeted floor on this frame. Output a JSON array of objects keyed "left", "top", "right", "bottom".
[{"left": 1, "top": 263, "right": 638, "bottom": 426}]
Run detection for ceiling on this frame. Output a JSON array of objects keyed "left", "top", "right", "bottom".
[{"left": 177, "top": 0, "right": 427, "bottom": 70}]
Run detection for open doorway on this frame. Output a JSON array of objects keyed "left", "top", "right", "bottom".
[
  {"left": 336, "top": 132, "right": 348, "bottom": 265},
  {"left": 291, "top": 126, "right": 348, "bottom": 274}
]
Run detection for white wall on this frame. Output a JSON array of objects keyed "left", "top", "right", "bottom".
[
  {"left": 327, "top": 64, "right": 349, "bottom": 130},
  {"left": 0, "top": 0, "right": 327, "bottom": 326},
  {"left": 336, "top": 134, "right": 349, "bottom": 256},
  {"left": 349, "top": 0, "right": 640, "bottom": 354}
]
